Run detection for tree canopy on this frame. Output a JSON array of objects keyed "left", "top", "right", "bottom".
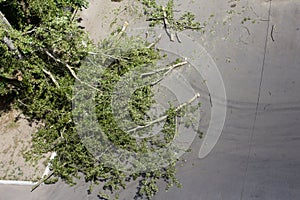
[{"left": 0, "top": 0, "right": 202, "bottom": 199}]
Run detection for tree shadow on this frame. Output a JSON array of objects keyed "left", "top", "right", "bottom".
[{"left": 0, "top": 95, "right": 14, "bottom": 116}]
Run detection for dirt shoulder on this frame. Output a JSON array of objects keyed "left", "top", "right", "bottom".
[{"left": 0, "top": 110, "right": 49, "bottom": 181}]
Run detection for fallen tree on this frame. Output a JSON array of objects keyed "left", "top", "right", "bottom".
[{"left": 0, "top": 1, "right": 202, "bottom": 199}]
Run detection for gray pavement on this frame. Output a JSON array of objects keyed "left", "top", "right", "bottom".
[{"left": 1, "top": 0, "right": 300, "bottom": 200}]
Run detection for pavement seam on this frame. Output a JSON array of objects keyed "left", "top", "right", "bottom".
[{"left": 240, "top": 0, "right": 273, "bottom": 199}]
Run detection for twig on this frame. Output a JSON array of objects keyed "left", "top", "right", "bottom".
[
  {"left": 116, "top": 21, "right": 129, "bottom": 40},
  {"left": 146, "top": 34, "right": 162, "bottom": 48},
  {"left": 175, "top": 114, "right": 178, "bottom": 134},
  {"left": 174, "top": 93, "right": 200, "bottom": 111},
  {"left": 42, "top": 68, "right": 60, "bottom": 88},
  {"left": 71, "top": 7, "right": 78, "bottom": 22},
  {"left": 44, "top": 50, "right": 101, "bottom": 92},
  {"left": 110, "top": 7, "right": 127, "bottom": 26},
  {"left": 31, "top": 171, "right": 54, "bottom": 192},
  {"left": 22, "top": 27, "right": 37, "bottom": 35},
  {"left": 149, "top": 59, "right": 188, "bottom": 86},
  {"left": 0, "top": 11, "right": 23, "bottom": 59},
  {"left": 141, "top": 60, "right": 188, "bottom": 77},
  {"left": 175, "top": 32, "right": 181, "bottom": 43},
  {"left": 242, "top": 26, "right": 251, "bottom": 35},
  {"left": 99, "top": 52, "right": 129, "bottom": 62},
  {"left": 87, "top": 51, "right": 98, "bottom": 55},
  {"left": 0, "top": 11, "right": 12, "bottom": 29},
  {"left": 127, "top": 93, "right": 200, "bottom": 133},
  {"left": 162, "top": 6, "right": 174, "bottom": 41},
  {"left": 270, "top": 25, "right": 275, "bottom": 42},
  {"left": 208, "top": 93, "right": 212, "bottom": 107},
  {"left": 184, "top": 26, "right": 205, "bottom": 30},
  {"left": 97, "top": 144, "right": 113, "bottom": 159},
  {"left": 17, "top": 99, "right": 29, "bottom": 107}
]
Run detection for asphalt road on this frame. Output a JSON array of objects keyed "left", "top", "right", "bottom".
[{"left": 1, "top": 0, "right": 300, "bottom": 200}]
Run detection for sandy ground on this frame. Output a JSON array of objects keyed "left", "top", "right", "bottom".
[{"left": 0, "top": 110, "right": 49, "bottom": 181}]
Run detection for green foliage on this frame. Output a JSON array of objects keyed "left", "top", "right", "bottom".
[
  {"left": 0, "top": 0, "right": 201, "bottom": 199},
  {"left": 138, "top": 0, "right": 203, "bottom": 31},
  {"left": 1, "top": 18, "right": 184, "bottom": 200},
  {"left": 0, "top": 0, "right": 93, "bottom": 189},
  {"left": 0, "top": 0, "right": 88, "bottom": 30},
  {"left": 129, "top": 85, "right": 155, "bottom": 125},
  {"left": 74, "top": 34, "right": 192, "bottom": 199}
]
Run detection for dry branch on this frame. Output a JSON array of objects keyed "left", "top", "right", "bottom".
[
  {"left": 146, "top": 34, "right": 162, "bottom": 49},
  {"left": 0, "top": 11, "right": 23, "bottom": 59},
  {"left": 141, "top": 60, "right": 187, "bottom": 78},
  {"left": 42, "top": 68, "right": 60, "bottom": 88},
  {"left": 127, "top": 93, "right": 200, "bottom": 133},
  {"left": 162, "top": 6, "right": 174, "bottom": 41},
  {"left": 149, "top": 59, "right": 188, "bottom": 86},
  {"left": 116, "top": 21, "right": 129, "bottom": 40},
  {"left": 44, "top": 50, "right": 101, "bottom": 92},
  {"left": 31, "top": 171, "right": 54, "bottom": 192}
]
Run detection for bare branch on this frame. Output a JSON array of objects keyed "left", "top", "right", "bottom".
[
  {"left": 31, "top": 171, "right": 54, "bottom": 192},
  {"left": 147, "top": 34, "right": 162, "bottom": 49},
  {"left": 162, "top": 6, "right": 174, "bottom": 41},
  {"left": 116, "top": 21, "right": 129, "bottom": 40},
  {"left": 141, "top": 60, "right": 188, "bottom": 78},
  {"left": 0, "top": 11, "right": 23, "bottom": 59},
  {"left": 22, "top": 27, "right": 37, "bottom": 35},
  {"left": 71, "top": 7, "right": 79, "bottom": 22},
  {"left": 44, "top": 50, "right": 101, "bottom": 92},
  {"left": 149, "top": 59, "right": 188, "bottom": 86},
  {"left": 127, "top": 93, "right": 200, "bottom": 133},
  {"left": 0, "top": 11, "right": 12, "bottom": 29},
  {"left": 42, "top": 68, "right": 60, "bottom": 88},
  {"left": 271, "top": 25, "right": 275, "bottom": 42}
]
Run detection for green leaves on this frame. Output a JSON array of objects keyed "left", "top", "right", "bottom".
[
  {"left": 129, "top": 85, "right": 155, "bottom": 125},
  {"left": 0, "top": 0, "right": 88, "bottom": 30},
  {"left": 139, "top": 0, "right": 203, "bottom": 32},
  {"left": 0, "top": 1, "right": 201, "bottom": 199}
]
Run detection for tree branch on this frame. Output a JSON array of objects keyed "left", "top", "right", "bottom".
[
  {"left": 0, "top": 11, "right": 12, "bottom": 29},
  {"left": 127, "top": 93, "right": 200, "bottom": 133},
  {"left": 0, "top": 11, "right": 23, "bottom": 59},
  {"left": 31, "top": 171, "right": 54, "bottom": 192},
  {"left": 141, "top": 60, "right": 187, "bottom": 78},
  {"left": 146, "top": 34, "right": 162, "bottom": 49},
  {"left": 44, "top": 50, "right": 101, "bottom": 92},
  {"left": 162, "top": 6, "right": 174, "bottom": 42},
  {"left": 116, "top": 21, "right": 129, "bottom": 40},
  {"left": 42, "top": 68, "right": 60, "bottom": 88},
  {"left": 149, "top": 59, "right": 188, "bottom": 86}
]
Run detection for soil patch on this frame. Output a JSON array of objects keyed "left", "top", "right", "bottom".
[{"left": 0, "top": 109, "right": 49, "bottom": 181}]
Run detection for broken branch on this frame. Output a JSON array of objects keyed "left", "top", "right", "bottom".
[
  {"left": 42, "top": 68, "right": 60, "bottom": 88},
  {"left": 127, "top": 93, "right": 200, "bottom": 133},
  {"left": 149, "top": 59, "right": 188, "bottom": 86},
  {"left": 116, "top": 21, "right": 129, "bottom": 40},
  {"left": 146, "top": 34, "right": 162, "bottom": 48},
  {"left": 162, "top": 6, "right": 174, "bottom": 41},
  {"left": 141, "top": 60, "right": 188, "bottom": 77},
  {"left": 44, "top": 50, "right": 101, "bottom": 92}
]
